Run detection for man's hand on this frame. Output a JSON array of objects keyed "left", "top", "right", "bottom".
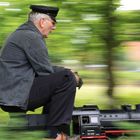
[{"left": 72, "top": 71, "right": 83, "bottom": 89}]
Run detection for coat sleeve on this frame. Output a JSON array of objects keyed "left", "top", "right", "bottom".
[
  {"left": 24, "top": 34, "right": 54, "bottom": 76},
  {"left": 52, "top": 65, "right": 66, "bottom": 72}
]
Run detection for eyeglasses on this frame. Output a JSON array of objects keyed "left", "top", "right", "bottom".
[
  {"left": 49, "top": 20, "right": 56, "bottom": 26},
  {"left": 43, "top": 18, "right": 56, "bottom": 27}
]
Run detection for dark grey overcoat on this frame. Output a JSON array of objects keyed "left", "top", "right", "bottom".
[{"left": 0, "top": 21, "right": 63, "bottom": 110}]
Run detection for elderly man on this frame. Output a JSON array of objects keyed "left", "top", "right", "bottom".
[{"left": 0, "top": 5, "right": 82, "bottom": 140}]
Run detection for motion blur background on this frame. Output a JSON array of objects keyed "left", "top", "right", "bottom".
[{"left": 0, "top": 0, "right": 140, "bottom": 110}]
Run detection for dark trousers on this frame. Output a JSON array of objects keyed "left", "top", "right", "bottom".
[{"left": 27, "top": 69, "right": 77, "bottom": 127}]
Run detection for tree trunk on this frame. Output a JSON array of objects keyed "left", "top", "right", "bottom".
[{"left": 101, "top": 0, "right": 119, "bottom": 98}]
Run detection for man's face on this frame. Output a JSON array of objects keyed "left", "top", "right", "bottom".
[{"left": 40, "top": 17, "right": 56, "bottom": 38}]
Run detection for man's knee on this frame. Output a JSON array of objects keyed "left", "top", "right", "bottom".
[{"left": 63, "top": 69, "right": 77, "bottom": 87}]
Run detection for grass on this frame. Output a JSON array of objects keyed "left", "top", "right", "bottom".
[{"left": 75, "top": 84, "right": 140, "bottom": 109}]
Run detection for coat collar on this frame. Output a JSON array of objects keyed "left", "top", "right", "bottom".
[{"left": 17, "top": 21, "right": 43, "bottom": 38}]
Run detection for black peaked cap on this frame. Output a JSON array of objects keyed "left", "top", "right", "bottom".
[{"left": 30, "top": 5, "right": 59, "bottom": 22}]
